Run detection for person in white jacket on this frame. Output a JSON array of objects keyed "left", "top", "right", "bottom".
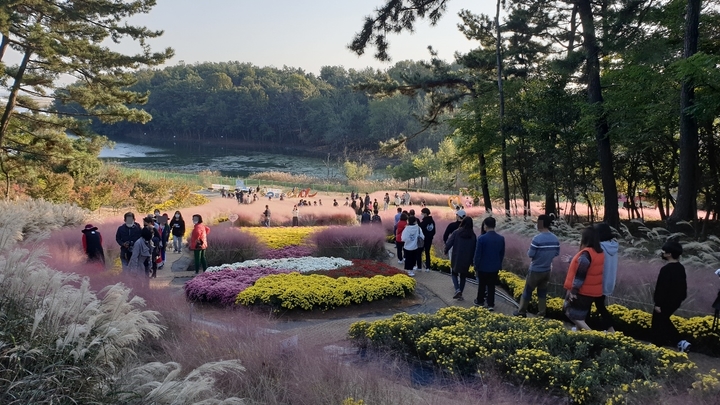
[{"left": 401, "top": 216, "right": 424, "bottom": 277}]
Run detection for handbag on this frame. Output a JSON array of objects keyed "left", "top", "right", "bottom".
[{"left": 416, "top": 234, "right": 424, "bottom": 249}]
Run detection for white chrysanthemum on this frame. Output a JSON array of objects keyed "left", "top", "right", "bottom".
[{"left": 206, "top": 257, "right": 352, "bottom": 273}]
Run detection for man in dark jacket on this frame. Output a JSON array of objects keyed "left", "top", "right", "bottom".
[
  {"left": 473, "top": 217, "right": 505, "bottom": 311},
  {"left": 361, "top": 209, "right": 371, "bottom": 225},
  {"left": 116, "top": 212, "right": 142, "bottom": 273},
  {"left": 419, "top": 207, "right": 436, "bottom": 271},
  {"left": 444, "top": 217, "right": 476, "bottom": 301},
  {"left": 652, "top": 240, "right": 691, "bottom": 352}
]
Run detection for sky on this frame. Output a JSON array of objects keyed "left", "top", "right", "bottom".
[{"left": 117, "top": 0, "right": 497, "bottom": 74}]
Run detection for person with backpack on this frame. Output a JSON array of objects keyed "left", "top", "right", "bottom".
[
  {"left": 169, "top": 211, "right": 186, "bottom": 253},
  {"left": 371, "top": 209, "right": 382, "bottom": 225},
  {"left": 419, "top": 207, "right": 436, "bottom": 271}
]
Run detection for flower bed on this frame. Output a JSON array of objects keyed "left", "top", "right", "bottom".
[
  {"left": 243, "top": 226, "right": 318, "bottom": 249},
  {"left": 498, "top": 270, "right": 720, "bottom": 356},
  {"left": 206, "top": 257, "right": 352, "bottom": 273},
  {"left": 349, "top": 307, "right": 695, "bottom": 404},
  {"left": 312, "top": 226, "right": 387, "bottom": 260},
  {"left": 306, "top": 259, "right": 404, "bottom": 278},
  {"left": 184, "top": 267, "right": 291, "bottom": 306},
  {"left": 236, "top": 273, "right": 416, "bottom": 310}
]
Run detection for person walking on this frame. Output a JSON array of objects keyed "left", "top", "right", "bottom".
[
  {"left": 401, "top": 216, "right": 424, "bottom": 277},
  {"left": 263, "top": 205, "right": 271, "bottom": 227},
  {"left": 129, "top": 227, "right": 153, "bottom": 284},
  {"left": 419, "top": 207, "right": 436, "bottom": 271},
  {"left": 81, "top": 224, "right": 105, "bottom": 266},
  {"left": 513, "top": 214, "right": 560, "bottom": 317},
  {"left": 473, "top": 217, "right": 505, "bottom": 311},
  {"left": 371, "top": 209, "right": 382, "bottom": 225},
  {"left": 292, "top": 205, "right": 299, "bottom": 227},
  {"left": 594, "top": 222, "right": 619, "bottom": 332},
  {"left": 361, "top": 208, "right": 372, "bottom": 225},
  {"left": 444, "top": 217, "right": 476, "bottom": 301},
  {"left": 169, "top": 211, "right": 186, "bottom": 253},
  {"left": 115, "top": 212, "right": 142, "bottom": 273},
  {"left": 156, "top": 213, "right": 170, "bottom": 268},
  {"left": 383, "top": 193, "right": 390, "bottom": 211},
  {"left": 563, "top": 227, "right": 605, "bottom": 331},
  {"left": 364, "top": 193, "right": 371, "bottom": 209},
  {"left": 189, "top": 214, "right": 210, "bottom": 274},
  {"left": 442, "top": 209, "right": 465, "bottom": 260},
  {"left": 395, "top": 212, "right": 408, "bottom": 264},
  {"left": 652, "top": 240, "right": 691, "bottom": 352}
]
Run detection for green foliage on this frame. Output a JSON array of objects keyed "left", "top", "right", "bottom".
[
  {"left": 349, "top": 307, "right": 696, "bottom": 404},
  {"left": 342, "top": 161, "right": 373, "bottom": 181}
]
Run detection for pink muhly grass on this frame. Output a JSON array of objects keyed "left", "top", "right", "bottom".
[
  {"left": 311, "top": 225, "right": 387, "bottom": 260},
  {"left": 204, "top": 225, "right": 266, "bottom": 266},
  {"left": 184, "top": 266, "right": 291, "bottom": 306},
  {"left": 262, "top": 245, "right": 315, "bottom": 259}
]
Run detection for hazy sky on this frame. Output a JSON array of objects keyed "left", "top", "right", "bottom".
[{"left": 120, "top": 0, "right": 496, "bottom": 74}]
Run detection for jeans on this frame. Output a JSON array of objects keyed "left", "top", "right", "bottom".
[
  {"left": 193, "top": 249, "right": 208, "bottom": 273},
  {"left": 396, "top": 241, "right": 404, "bottom": 261},
  {"left": 451, "top": 271, "right": 467, "bottom": 293},
  {"left": 476, "top": 271, "right": 499, "bottom": 307},
  {"left": 173, "top": 235, "right": 183, "bottom": 252},
  {"left": 517, "top": 271, "right": 550, "bottom": 316}
]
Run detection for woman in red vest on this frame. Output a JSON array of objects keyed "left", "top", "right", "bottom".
[{"left": 563, "top": 227, "right": 605, "bottom": 331}]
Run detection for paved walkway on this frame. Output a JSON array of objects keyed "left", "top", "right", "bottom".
[{"left": 149, "top": 241, "right": 520, "bottom": 351}]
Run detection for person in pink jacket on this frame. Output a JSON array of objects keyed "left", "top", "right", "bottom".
[{"left": 189, "top": 214, "right": 210, "bottom": 274}]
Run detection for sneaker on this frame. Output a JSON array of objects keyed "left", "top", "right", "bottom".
[
  {"left": 678, "top": 340, "right": 691, "bottom": 353},
  {"left": 425, "top": 266, "right": 430, "bottom": 272},
  {"left": 398, "top": 260, "right": 404, "bottom": 264},
  {"left": 512, "top": 310, "right": 526, "bottom": 318},
  {"left": 453, "top": 290, "right": 462, "bottom": 299},
  {"left": 456, "top": 295, "right": 464, "bottom": 301},
  {"left": 487, "top": 306, "right": 494, "bottom": 312},
  {"left": 412, "top": 266, "right": 418, "bottom": 271},
  {"left": 407, "top": 271, "right": 415, "bottom": 277},
  {"left": 473, "top": 299, "right": 482, "bottom": 307}
]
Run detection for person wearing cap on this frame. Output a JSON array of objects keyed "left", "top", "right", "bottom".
[
  {"left": 116, "top": 212, "right": 142, "bottom": 273},
  {"left": 81, "top": 224, "right": 105, "bottom": 266},
  {"left": 513, "top": 214, "right": 560, "bottom": 318},
  {"left": 442, "top": 209, "right": 466, "bottom": 259}
]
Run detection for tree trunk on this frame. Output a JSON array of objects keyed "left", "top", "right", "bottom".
[
  {"left": 704, "top": 122, "right": 719, "bottom": 219},
  {"left": 496, "top": 0, "right": 511, "bottom": 218},
  {"left": 0, "top": 35, "right": 8, "bottom": 62},
  {"left": 576, "top": 0, "right": 620, "bottom": 228},
  {"left": 0, "top": 49, "right": 32, "bottom": 147},
  {"left": 479, "top": 153, "right": 493, "bottom": 212},
  {"left": 669, "top": 0, "right": 702, "bottom": 225}
]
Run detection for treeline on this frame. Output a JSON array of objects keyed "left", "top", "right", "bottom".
[
  {"left": 349, "top": 0, "right": 720, "bottom": 227},
  {"left": 88, "top": 62, "right": 449, "bottom": 152}
]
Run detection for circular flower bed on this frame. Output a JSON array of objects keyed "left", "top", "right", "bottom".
[
  {"left": 184, "top": 267, "right": 292, "bottom": 306},
  {"left": 206, "top": 257, "right": 353, "bottom": 273}
]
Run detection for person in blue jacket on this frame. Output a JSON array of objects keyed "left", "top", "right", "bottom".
[{"left": 473, "top": 217, "right": 505, "bottom": 311}]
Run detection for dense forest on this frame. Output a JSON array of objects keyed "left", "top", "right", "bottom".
[{"left": 87, "top": 62, "right": 450, "bottom": 153}]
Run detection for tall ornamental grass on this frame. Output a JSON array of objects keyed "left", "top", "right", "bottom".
[{"left": 312, "top": 225, "right": 387, "bottom": 260}]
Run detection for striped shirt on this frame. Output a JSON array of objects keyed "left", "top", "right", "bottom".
[{"left": 527, "top": 231, "right": 560, "bottom": 272}]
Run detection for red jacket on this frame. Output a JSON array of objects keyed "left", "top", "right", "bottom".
[
  {"left": 395, "top": 220, "right": 407, "bottom": 243},
  {"left": 564, "top": 247, "right": 604, "bottom": 297},
  {"left": 190, "top": 223, "right": 210, "bottom": 250}
]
